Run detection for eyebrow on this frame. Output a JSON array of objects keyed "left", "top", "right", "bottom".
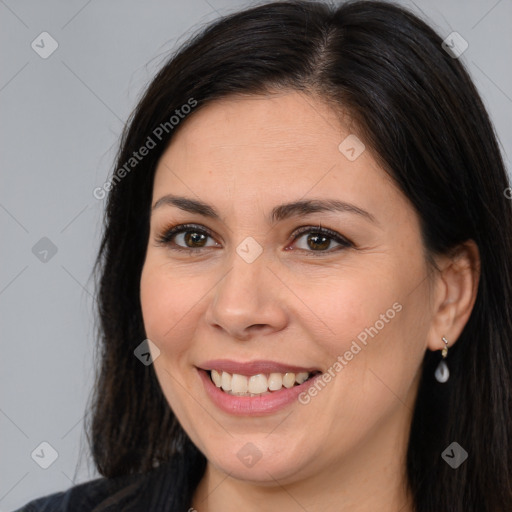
[{"left": 151, "top": 194, "right": 378, "bottom": 225}]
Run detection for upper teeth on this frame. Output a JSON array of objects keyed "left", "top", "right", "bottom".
[{"left": 210, "top": 370, "right": 310, "bottom": 395}]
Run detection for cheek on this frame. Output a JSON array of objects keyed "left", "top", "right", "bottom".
[
  {"left": 299, "top": 267, "right": 404, "bottom": 357},
  {"left": 299, "top": 260, "right": 428, "bottom": 411},
  {"left": 140, "top": 261, "right": 199, "bottom": 353},
  {"left": 139, "top": 262, "right": 200, "bottom": 417}
]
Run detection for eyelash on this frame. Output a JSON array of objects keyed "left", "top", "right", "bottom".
[{"left": 155, "top": 223, "right": 354, "bottom": 256}]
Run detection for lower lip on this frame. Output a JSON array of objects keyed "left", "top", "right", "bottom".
[{"left": 198, "top": 369, "right": 320, "bottom": 416}]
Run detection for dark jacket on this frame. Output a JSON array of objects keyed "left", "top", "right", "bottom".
[{"left": 11, "top": 458, "right": 194, "bottom": 511}]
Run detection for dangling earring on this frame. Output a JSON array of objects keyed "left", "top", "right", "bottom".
[{"left": 434, "top": 336, "right": 450, "bottom": 383}]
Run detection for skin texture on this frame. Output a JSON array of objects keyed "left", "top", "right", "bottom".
[{"left": 139, "top": 90, "right": 480, "bottom": 512}]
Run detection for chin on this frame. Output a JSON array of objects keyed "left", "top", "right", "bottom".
[{"left": 203, "top": 438, "right": 316, "bottom": 485}]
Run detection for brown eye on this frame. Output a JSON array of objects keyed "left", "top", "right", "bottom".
[
  {"left": 156, "top": 224, "right": 220, "bottom": 252},
  {"left": 303, "top": 233, "right": 331, "bottom": 251},
  {"left": 291, "top": 226, "right": 353, "bottom": 254},
  {"left": 183, "top": 231, "right": 208, "bottom": 248},
  {"left": 156, "top": 223, "right": 352, "bottom": 256}
]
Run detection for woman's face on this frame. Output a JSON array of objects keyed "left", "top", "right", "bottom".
[{"left": 140, "top": 91, "right": 436, "bottom": 485}]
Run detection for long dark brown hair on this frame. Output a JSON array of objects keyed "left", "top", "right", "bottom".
[{"left": 86, "top": 1, "right": 512, "bottom": 510}]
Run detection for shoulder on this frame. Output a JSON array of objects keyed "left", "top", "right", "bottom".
[{"left": 12, "top": 461, "right": 178, "bottom": 512}]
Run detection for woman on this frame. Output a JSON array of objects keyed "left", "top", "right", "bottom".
[{"left": 16, "top": 0, "right": 512, "bottom": 511}]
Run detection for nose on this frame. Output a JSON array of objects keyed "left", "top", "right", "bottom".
[{"left": 204, "top": 251, "right": 288, "bottom": 341}]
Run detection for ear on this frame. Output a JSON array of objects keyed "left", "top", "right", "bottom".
[{"left": 425, "top": 240, "right": 481, "bottom": 353}]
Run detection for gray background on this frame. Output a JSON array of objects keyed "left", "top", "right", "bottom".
[{"left": 1, "top": 0, "right": 511, "bottom": 509}]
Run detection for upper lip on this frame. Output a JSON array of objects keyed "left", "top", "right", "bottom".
[{"left": 198, "top": 359, "right": 321, "bottom": 376}]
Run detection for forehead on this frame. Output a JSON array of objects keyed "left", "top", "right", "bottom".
[
  {"left": 151, "top": 91, "right": 405, "bottom": 225},
  {"left": 165, "top": 91, "right": 349, "bottom": 157}
]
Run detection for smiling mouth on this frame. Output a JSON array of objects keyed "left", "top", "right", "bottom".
[{"left": 208, "top": 369, "right": 322, "bottom": 396}]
